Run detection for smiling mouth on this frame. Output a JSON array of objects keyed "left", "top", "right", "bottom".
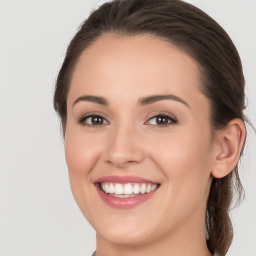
[
  {"left": 97, "top": 182, "right": 159, "bottom": 198},
  {"left": 94, "top": 176, "right": 160, "bottom": 208}
]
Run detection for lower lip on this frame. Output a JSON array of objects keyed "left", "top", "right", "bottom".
[{"left": 95, "top": 184, "right": 158, "bottom": 209}]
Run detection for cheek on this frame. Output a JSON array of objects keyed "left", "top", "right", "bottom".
[
  {"left": 64, "top": 127, "right": 101, "bottom": 178},
  {"left": 64, "top": 126, "right": 104, "bottom": 223},
  {"left": 152, "top": 127, "right": 213, "bottom": 226},
  {"left": 149, "top": 125, "right": 213, "bottom": 196}
]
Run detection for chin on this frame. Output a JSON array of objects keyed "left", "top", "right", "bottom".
[{"left": 94, "top": 217, "right": 157, "bottom": 246}]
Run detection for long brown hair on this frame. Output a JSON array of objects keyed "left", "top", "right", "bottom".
[{"left": 54, "top": 0, "right": 246, "bottom": 254}]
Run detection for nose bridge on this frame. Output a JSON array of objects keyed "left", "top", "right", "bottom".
[{"left": 103, "top": 120, "right": 145, "bottom": 167}]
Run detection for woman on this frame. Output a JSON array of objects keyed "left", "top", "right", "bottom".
[{"left": 53, "top": 0, "right": 247, "bottom": 255}]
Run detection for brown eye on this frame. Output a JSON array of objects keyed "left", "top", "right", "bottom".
[
  {"left": 79, "top": 115, "right": 109, "bottom": 126},
  {"left": 146, "top": 114, "right": 177, "bottom": 126},
  {"left": 91, "top": 116, "right": 104, "bottom": 125},
  {"left": 155, "top": 116, "right": 170, "bottom": 125}
]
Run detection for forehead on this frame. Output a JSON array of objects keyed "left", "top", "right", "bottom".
[{"left": 68, "top": 33, "right": 207, "bottom": 109}]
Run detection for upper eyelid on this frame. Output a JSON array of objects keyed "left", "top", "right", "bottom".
[
  {"left": 79, "top": 111, "right": 109, "bottom": 121},
  {"left": 145, "top": 111, "right": 177, "bottom": 121}
]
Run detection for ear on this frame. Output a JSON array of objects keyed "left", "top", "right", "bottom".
[{"left": 211, "top": 118, "right": 246, "bottom": 178}]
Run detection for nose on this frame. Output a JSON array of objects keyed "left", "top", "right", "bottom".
[{"left": 102, "top": 124, "right": 145, "bottom": 168}]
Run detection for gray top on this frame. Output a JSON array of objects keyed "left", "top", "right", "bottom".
[{"left": 92, "top": 251, "right": 217, "bottom": 256}]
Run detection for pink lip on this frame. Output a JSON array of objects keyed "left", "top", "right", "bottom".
[{"left": 94, "top": 175, "right": 160, "bottom": 209}]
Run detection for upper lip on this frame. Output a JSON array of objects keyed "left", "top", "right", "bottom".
[{"left": 94, "top": 175, "right": 159, "bottom": 184}]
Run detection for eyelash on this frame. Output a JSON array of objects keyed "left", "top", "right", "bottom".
[
  {"left": 145, "top": 112, "right": 178, "bottom": 127},
  {"left": 78, "top": 112, "right": 178, "bottom": 128}
]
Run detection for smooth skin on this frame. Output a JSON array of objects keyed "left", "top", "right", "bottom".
[{"left": 64, "top": 34, "right": 246, "bottom": 256}]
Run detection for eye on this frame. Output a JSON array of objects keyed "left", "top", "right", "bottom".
[
  {"left": 79, "top": 114, "right": 109, "bottom": 127},
  {"left": 146, "top": 113, "right": 178, "bottom": 127}
]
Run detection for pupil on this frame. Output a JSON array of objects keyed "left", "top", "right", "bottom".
[
  {"left": 92, "top": 116, "right": 103, "bottom": 125},
  {"left": 156, "top": 116, "right": 168, "bottom": 124}
]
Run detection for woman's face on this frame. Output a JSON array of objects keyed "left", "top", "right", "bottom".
[{"left": 65, "top": 34, "right": 218, "bottom": 246}]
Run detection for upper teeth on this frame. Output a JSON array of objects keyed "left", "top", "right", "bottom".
[{"left": 101, "top": 183, "right": 158, "bottom": 196}]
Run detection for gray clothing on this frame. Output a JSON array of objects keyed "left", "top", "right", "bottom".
[{"left": 92, "top": 251, "right": 218, "bottom": 256}]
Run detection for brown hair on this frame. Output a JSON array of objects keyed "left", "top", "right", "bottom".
[{"left": 54, "top": 0, "right": 246, "bottom": 255}]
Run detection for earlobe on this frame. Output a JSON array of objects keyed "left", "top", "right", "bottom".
[{"left": 212, "top": 118, "right": 246, "bottom": 179}]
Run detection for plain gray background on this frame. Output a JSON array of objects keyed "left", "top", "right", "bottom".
[{"left": 0, "top": 0, "right": 255, "bottom": 255}]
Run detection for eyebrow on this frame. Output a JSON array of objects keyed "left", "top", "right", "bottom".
[
  {"left": 138, "top": 94, "right": 190, "bottom": 107},
  {"left": 72, "top": 94, "right": 189, "bottom": 108},
  {"left": 73, "top": 95, "right": 108, "bottom": 107}
]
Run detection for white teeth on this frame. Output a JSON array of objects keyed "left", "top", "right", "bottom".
[
  {"left": 113, "top": 194, "right": 135, "bottom": 198},
  {"left": 133, "top": 184, "right": 140, "bottom": 194},
  {"left": 146, "top": 184, "right": 151, "bottom": 193},
  {"left": 105, "top": 184, "right": 110, "bottom": 193},
  {"left": 109, "top": 183, "right": 115, "bottom": 193},
  {"left": 114, "top": 184, "right": 123, "bottom": 195},
  {"left": 123, "top": 183, "right": 133, "bottom": 195},
  {"left": 100, "top": 182, "right": 158, "bottom": 196},
  {"left": 140, "top": 184, "right": 146, "bottom": 194},
  {"left": 151, "top": 184, "right": 157, "bottom": 191}
]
